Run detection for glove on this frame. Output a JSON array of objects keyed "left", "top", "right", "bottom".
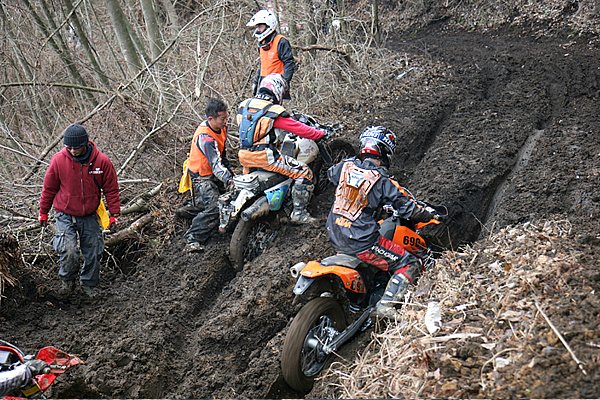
[
  {"left": 433, "top": 213, "right": 447, "bottom": 223},
  {"left": 39, "top": 212, "right": 48, "bottom": 227},
  {"left": 26, "top": 359, "right": 49, "bottom": 375},
  {"left": 315, "top": 129, "right": 328, "bottom": 142},
  {"left": 412, "top": 207, "right": 435, "bottom": 223},
  {"left": 109, "top": 215, "right": 118, "bottom": 232}
]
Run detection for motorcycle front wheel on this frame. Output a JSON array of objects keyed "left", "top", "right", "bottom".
[
  {"left": 281, "top": 297, "right": 347, "bottom": 393},
  {"left": 229, "top": 215, "right": 279, "bottom": 271},
  {"left": 314, "top": 139, "right": 356, "bottom": 194}
]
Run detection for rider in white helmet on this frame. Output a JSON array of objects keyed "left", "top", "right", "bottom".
[
  {"left": 236, "top": 74, "right": 325, "bottom": 224},
  {"left": 247, "top": 10, "right": 296, "bottom": 100}
]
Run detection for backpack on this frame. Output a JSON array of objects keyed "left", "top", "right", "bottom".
[{"left": 239, "top": 102, "right": 273, "bottom": 149}]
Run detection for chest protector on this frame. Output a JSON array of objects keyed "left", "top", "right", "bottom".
[
  {"left": 260, "top": 34, "right": 285, "bottom": 77},
  {"left": 332, "top": 161, "right": 381, "bottom": 221},
  {"left": 237, "top": 98, "right": 286, "bottom": 150}
]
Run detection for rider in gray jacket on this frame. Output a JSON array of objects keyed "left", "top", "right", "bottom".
[{"left": 326, "top": 126, "right": 436, "bottom": 317}]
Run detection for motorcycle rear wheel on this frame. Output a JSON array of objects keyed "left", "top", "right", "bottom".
[
  {"left": 229, "top": 215, "right": 278, "bottom": 271},
  {"left": 281, "top": 297, "right": 347, "bottom": 393}
]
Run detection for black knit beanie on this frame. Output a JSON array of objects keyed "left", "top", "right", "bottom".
[{"left": 63, "top": 124, "right": 89, "bottom": 148}]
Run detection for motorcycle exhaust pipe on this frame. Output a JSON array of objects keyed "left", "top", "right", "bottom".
[
  {"left": 290, "top": 262, "right": 307, "bottom": 278},
  {"left": 241, "top": 196, "right": 270, "bottom": 221}
]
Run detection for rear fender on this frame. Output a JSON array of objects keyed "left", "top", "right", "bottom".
[{"left": 294, "top": 260, "right": 366, "bottom": 295}]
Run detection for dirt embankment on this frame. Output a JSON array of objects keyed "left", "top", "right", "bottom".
[{"left": 1, "top": 23, "right": 599, "bottom": 399}]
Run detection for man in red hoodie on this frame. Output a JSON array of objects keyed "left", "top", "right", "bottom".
[{"left": 39, "top": 124, "right": 120, "bottom": 298}]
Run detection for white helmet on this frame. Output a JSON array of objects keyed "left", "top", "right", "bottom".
[
  {"left": 258, "top": 74, "right": 287, "bottom": 104},
  {"left": 247, "top": 10, "right": 278, "bottom": 43}
]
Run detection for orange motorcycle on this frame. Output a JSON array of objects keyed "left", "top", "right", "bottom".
[{"left": 281, "top": 196, "right": 446, "bottom": 392}]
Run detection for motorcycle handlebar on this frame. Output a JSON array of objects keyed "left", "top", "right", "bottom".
[{"left": 291, "top": 111, "right": 342, "bottom": 137}]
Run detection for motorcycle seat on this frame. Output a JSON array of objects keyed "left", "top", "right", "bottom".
[{"left": 321, "top": 254, "right": 362, "bottom": 269}]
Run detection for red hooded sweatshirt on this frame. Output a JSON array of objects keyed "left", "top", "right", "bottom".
[{"left": 40, "top": 141, "right": 120, "bottom": 217}]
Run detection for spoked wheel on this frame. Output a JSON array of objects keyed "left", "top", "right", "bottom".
[
  {"left": 229, "top": 215, "right": 279, "bottom": 271},
  {"left": 281, "top": 297, "right": 347, "bottom": 393},
  {"left": 314, "top": 139, "right": 356, "bottom": 194}
]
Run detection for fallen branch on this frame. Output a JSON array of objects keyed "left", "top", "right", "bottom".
[
  {"left": 121, "top": 183, "right": 163, "bottom": 215},
  {"left": 0, "top": 144, "right": 49, "bottom": 165},
  {"left": 118, "top": 178, "right": 154, "bottom": 184},
  {"left": 105, "top": 213, "right": 153, "bottom": 247},
  {"left": 0, "top": 81, "right": 108, "bottom": 94},
  {"left": 535, "top": 301, "right": 587, "bottom": 375},
  {"left": 419, "top": 332, "right": 482, "bottom": 344},
  {"left": 295, "top": 44, "right": 352, "bottom": 65},
  {"left": 295, "top": 44, "right": 348, "bottom": 56}
]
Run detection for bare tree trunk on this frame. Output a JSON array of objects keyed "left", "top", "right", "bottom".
[
  {"left": 0, "top": 3, "right": 52, "bottom": 133},
  {"left": 140, "top": 0, "right": 164, "bottom": 60},
  {"left": 123, "top": 1, "right": 151, "bottom": 65},
  {"left": 140, "top": 0, "right": 168, "bottom": 113},
  {"left": 305, "top": 0, "right": 318, "bottom": 46},
  {"left": 88, "top": 0, "right": 128, "bottom": 80},
  {"left": 371, "top": 0, "right": 381, "bottom": 47},
  {"left": 159, "top": 0, "right": 180, "bottom": 35},
  {"left": 105, "top": 0, "right": 143, "bottom": 77},
  {"left": 63, "top": 0, "right": 110, "bottom": 87},
  {"left": 22, "top": 0, "right": 96, "bottom": 104},
  {"left": 284, "top": 0, "right": 297, "bottom": 37}
]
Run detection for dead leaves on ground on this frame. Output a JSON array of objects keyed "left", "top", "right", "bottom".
[{"left": 318, "top": 219, "right": 599, "bottom": 398}]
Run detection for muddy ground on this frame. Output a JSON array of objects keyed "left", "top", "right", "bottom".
[{"left": 1, "top": 21, "right": 599, "bottom": 399}]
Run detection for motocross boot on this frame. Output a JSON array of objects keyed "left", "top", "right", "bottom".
[
  {"left": 59, "top": 280, "right": 75, "bottom": 297},
  {"left": 81, "top": 285, "right": 99, "bottom": 299},
  {"left": 185, "top": 241, "right": 204, "bottom": 253},
  {"left": 290, "top": 182, "right": 317, "bottom": 224},
  {"left": 373, "top": 273, "right": 410, "bottom": 319}
]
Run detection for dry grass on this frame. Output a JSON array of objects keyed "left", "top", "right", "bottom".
[
  {"left": 0, "top": 234, "right": 20, "bottom": 303},
  {"left": 316, "top": 219, "right": 599, "bottom": 398}
]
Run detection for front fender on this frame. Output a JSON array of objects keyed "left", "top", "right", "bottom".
[{"left": 293, "top": 275, "right": 315, "bottom": 295}]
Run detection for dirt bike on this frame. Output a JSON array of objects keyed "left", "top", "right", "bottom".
[
  {"left": 280, "top": 193, "right": 447, "bottom": 393},
  {"left": 218, "top": 113, "right": 355, "bottom": 271},
  {"left": 0, "top": 340, "right": 82, "bottom": 399}
]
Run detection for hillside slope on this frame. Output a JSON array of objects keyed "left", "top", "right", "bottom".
[{"left": 1, "top": 18, "right": 599, "bottom": 400}]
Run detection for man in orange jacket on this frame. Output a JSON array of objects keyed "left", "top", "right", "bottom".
[
  {"left": 183, "top": 98, "right": 234, "bottom": 253},
  {"left": 247, "top": 9, "right": 296, "bottom": 100}
]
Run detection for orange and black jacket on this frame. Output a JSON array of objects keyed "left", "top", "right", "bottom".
[
  {"left": 326, "top": 157, "right": 433, "bottom": 255},
  {"left": 253, "top": 32, "right": 295, "bottom": 95},
  {"left": 188, "top": 121, "right": 233, "bottom": 184}
]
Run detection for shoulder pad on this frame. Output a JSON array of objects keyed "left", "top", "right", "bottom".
[{"left": 269, "top": 104, "right": 287, "bottom": 116}]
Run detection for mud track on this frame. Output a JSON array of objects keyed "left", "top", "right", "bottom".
[{"left": 1, "top": 26, "right": 598, "bottom": 398}]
